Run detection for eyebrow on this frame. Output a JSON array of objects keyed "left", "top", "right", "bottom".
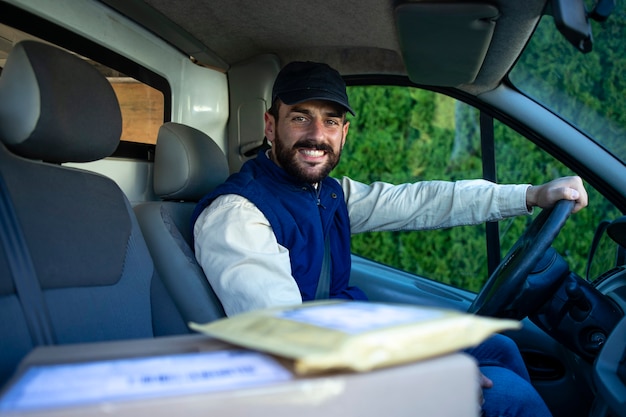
[{"left": 289, "top": 104, "right": 344, "bottom": 119}]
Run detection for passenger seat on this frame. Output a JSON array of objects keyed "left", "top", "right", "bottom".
[
  {"left": 134, "top": 122, "right": 229, "bottom": 325},
  {"left": 0, "top": 41, "right": 188, "bottom": 387}
]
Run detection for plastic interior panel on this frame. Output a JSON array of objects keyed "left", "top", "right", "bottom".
[
  {"left": 594, "top": 315, "right": 626, "bottom": 417},
  {"left": 395, "top": 3, "right": 499, "bottom": 86},
  {"left": 227, "top": 54, "right": 281, "bottom": 172}
]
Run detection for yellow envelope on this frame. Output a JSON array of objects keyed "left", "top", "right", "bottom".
[{"left": 190, "top": 300, "right": 521, "bottom": 375}]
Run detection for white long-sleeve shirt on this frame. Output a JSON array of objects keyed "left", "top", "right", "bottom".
[{"left": 193, "top": 176, "right": 531, "bottom": 316}]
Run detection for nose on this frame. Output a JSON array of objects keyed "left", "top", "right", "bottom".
[{"left": 307, "top": 117, "right": 325, "bottom": 140}]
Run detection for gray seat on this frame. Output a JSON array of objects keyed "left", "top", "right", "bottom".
[
  {"left": 134, "top": 122, "right": 228, "bottom": 325},
  {"left": 0, "top": 41, "right": 188, "bottom": 387}
]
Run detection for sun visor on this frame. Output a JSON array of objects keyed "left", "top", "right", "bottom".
[{"left": 395, "top": 3, "right": 499, "bottom": 87}]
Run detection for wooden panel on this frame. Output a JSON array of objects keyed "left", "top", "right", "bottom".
[{"left": 110, "top": 78, "right": 164, "bottom": 145}]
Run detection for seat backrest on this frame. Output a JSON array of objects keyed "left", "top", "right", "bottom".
[
  {"left": 134, "top": 122, "right": 229, "bottom": 325},
  {"left": 0, "top": 41, "right": 188, "bottom": 386}
]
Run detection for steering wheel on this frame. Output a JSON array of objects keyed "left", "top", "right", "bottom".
[{"left": 468, "top": 199, "right": 575, "bottom": 318}]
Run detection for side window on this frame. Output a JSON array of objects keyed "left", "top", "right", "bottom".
[
  {"left": 339, "top": 85, "right": 622, "bottom": 293},
  {"left": 338, "top": 86, "right": 489, "bottom": 292}
]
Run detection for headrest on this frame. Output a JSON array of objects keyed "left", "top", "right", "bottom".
[
  {"left": 0, "top": 41, "right": 121, "bottom": 163},
  {"left": 153, "top": 122, "right": 229, "bottom": 201}
]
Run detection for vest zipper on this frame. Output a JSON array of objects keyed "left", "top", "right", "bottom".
[{"left": 315, "top": 182, "right": 326, "bottom": 209}]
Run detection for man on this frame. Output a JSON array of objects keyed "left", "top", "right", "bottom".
[{"left": 192, "top": 61, "right": 587, "bottom": 417}]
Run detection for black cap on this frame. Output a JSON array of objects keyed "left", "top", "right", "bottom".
[{"left": 271, "top": 61, "right": 355, "bottom": 116}]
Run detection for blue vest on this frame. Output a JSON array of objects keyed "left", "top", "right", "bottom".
[{"left": 192, "top": 151, "right": 367, "bottom": 302}]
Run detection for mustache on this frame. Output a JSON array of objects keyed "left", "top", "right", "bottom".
[{"left": 293, "top": 139, "right": 334, "bottom": 153}]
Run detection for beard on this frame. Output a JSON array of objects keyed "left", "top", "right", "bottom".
[{"left": 272, "top": 131, "right": 342, "bottom": 184}]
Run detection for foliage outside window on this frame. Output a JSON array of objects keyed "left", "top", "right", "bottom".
[
  {"left": 336, "top": 87, "right": 491, "bottom": 292},
  {"left": 337, "top": 85, "right": 620, "bottom": 293}
]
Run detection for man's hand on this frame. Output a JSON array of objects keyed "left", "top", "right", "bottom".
[
  {"left": 478, "top": 372, "right": 493, "bottom": 408},
  {"left": 526, "top": 176, "right": 588, "bottom": 213},
  {"left": 480, "top": 372, "right": 493, "bottom": 389}
]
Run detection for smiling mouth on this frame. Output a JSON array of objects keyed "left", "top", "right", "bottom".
[{"left": 299, "top": 148, "right": 326, "bottom": 157}]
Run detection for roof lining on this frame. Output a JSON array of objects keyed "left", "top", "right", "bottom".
[{"left": 97, "top": 0, "right": 549, "bottom": 94}]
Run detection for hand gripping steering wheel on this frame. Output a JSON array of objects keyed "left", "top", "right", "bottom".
[{"left": 468, "top": 199, "right": 575, "bottom": 317}]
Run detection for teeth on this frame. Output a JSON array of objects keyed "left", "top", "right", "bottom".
[{"left": 301, "top": 149, "right": 324, "bottom": 157}]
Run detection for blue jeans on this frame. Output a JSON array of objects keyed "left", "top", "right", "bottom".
[{"left": 465, "top": 334, "right": 553, "bottom": 417}]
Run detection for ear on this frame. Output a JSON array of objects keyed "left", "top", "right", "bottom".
[{"left": 264, "top": 112, "right": 275, "bottom": 143}]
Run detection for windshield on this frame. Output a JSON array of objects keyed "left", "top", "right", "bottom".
[{"left": 509, "top": 8, "right": 626, "bottom": 163}]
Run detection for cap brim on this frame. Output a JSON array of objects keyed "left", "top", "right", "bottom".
[{"left": 277, "top": 90, "right": 355, "bottom": 116}]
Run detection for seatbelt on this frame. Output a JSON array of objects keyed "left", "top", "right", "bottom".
[
  {"left": 314, "top": 237, "right": 331, "bottom": 300},
  {"left": 0, "top": 171, "right": 56, "bottom": 346}
]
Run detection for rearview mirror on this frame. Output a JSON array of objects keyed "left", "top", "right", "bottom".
[
  {"left": 549, "top": 0, "right": 615, "bottom": 53},
  {"left": 550, "top": 0, "right": 593, "bottom": 52}
]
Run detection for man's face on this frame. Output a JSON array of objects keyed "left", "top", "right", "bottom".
[{"left": 265, "top": 99, "right": 350, "bottom": 184}]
